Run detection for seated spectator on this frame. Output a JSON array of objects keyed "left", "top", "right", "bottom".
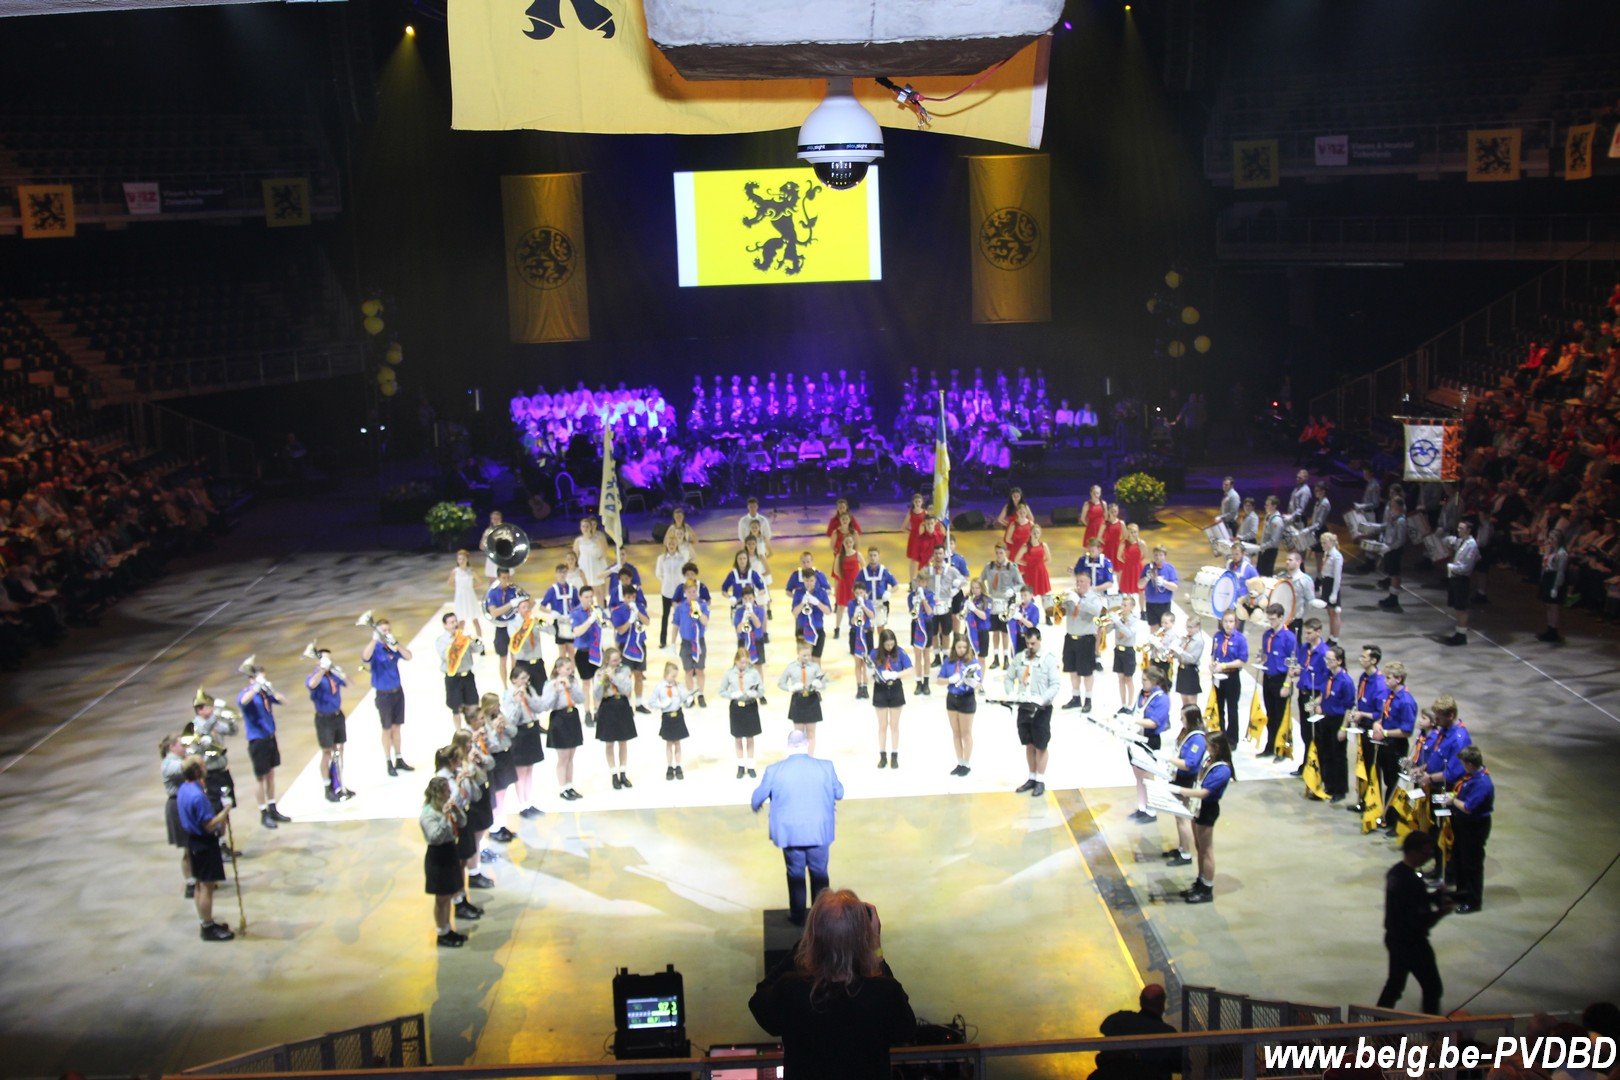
[{"left": 1094, "top": 984, "right": 1178, "bottom": 1080}]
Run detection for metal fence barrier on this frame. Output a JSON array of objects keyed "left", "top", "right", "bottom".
[{"left": 183, "top": 1015, "right": 426, "bottom": 1075}]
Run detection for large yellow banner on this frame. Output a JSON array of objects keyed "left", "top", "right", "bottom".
[
  {"left": 450, "top": 1, "right": 1050, "bottom": 148},
  {"left": 18, "top": 184, "right": 76, "bottom": 239},
  {"left": 1565, "top": 122, "right": 1596, "bottom": 181},
  {"left": 968, "top": 154, "right": 1049, "bottom": 324},
  {"left": 674, "top": 166, "right": 879, "bottom": 286},
  {"left": 501, "top": 174, "right": 590, "bottom": 342},
  {"left": 1466, "top": 128, "right": 1521, "bottom": 183}
]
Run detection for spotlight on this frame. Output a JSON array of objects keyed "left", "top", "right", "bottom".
[
  {"left": 1124, "top": 3, "right": 1132, "bottom": 10},
  {"left": 405, "top": 24, "right": 415, "bottom": 36}
]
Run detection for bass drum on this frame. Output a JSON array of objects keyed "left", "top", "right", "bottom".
[
  {"left": 1266, "top": 577, "right": 1299, "bottom": 625},
  {"left": 1190, "top": 565, "right": 1241, "bottom": 620}
]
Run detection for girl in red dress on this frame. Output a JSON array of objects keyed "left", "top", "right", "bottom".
[
  {"left": 1101, "top": 503, "right": 1125, "bottom": 563},
  {"left": 915, "top": 513, "right": 946, "bottom": 569},
  {"left": 1003, "top": 502, "right": 1035, "bottom": 571},
  {"left": 1021, "top": 524, "right": 1052, "bottom": 609},
  {"left": 1116, "top": 522, "right": 1145, "bottom": 597},
  {"left": 904, "top": 493, "right": 929, "bottom": 570},
  {"left": 832, "top": 533, "right": 861, "bottom": 638},
  {"left": 1082, "top": 485, "right": 1106, "bottom": 547}
]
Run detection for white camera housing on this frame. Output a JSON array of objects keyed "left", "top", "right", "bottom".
[{"left": 797, "top": 76, "right": 884, "bottom": 190}]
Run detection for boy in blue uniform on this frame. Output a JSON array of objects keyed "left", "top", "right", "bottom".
[
  {"left": 178, "top": 758, "right": 235, "bottom": 941},
  {"left": 785, "top": 552, "right": 832, "bottom": 660},
  {"left": 306, "top": 648, "right": 353, "bottom": 802},
  {"left": 611, "top": 573, "right": 652, "bottom": 712},
  {"left": 1258, "top": 604, "right": 1297, "bottom": 761},
  {"left": 361, "top": 616, "right": 414, "bottom": 777},
  {"left": 1373, "top": 662, "right": 1418, "bottom": 833},
  {"left": 1344, "top": 645, "right": 1388, "bottom": 814},
  {"left": 1074, "top": 537, "right": 1114, "bottom": 590},
  {"left": 672, "top": 582, "right": 711, "bottom": 708},
  {"left": 1447, "top": 746, "right": 1493, "bottom": 912},
  {"left": 238, "top": 662, "right": 290, "bottom": 829},
  {"left": 1291, "top": 618, "right": 1328, "bottom": 776},
  {"left": 484, "top": 569, "right": 522, "bottom": 689}
]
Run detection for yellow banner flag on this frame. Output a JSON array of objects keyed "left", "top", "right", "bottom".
[
  {"left": 1246, "top": 683, "right": 1268, "bottom": 750},
  {"left": 1232, "top": 139, "right": 1279, "bottom": 189},
  {"left": 968, "top": 154, "right": 1050, "bottom": 324},
  {"left": 1270, "top": 694, "right": 1293, "bottom": 759},
  {"left": 1565, "top": 122, "right": 1597, "bottom": 181},
  {"left": 18, "top": 184, "right": 75, "bottom": 239},
  {"left": 1361, "top": 758, "right": 1384, "bottom": 834},
  {"left": 262, "top": 178, "right": 311, "bottom": 227},
  {"left": 1301, "top": 740, "right": 1327, "bottom": 801},
  {"left": 502, "top": 173, "right": 590, "bottom": 343},
  {"left": 1466, "top": 128, "right": 1521, "bottom": 182},
  {"left": 450, "top": 1, "right": 1050, "bottom": 148}
]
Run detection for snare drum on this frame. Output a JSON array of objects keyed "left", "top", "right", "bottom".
[
  {"left": 1422, "top": 533, "right": 1450, "bottom": 563},
  {"left": 1407, "top": 509, "right": 1433, "bottom": 540},
  {"left": 1203, "top": 520, "right": 1233, "bottom": 555},
  {"left": 1343, "top": 507, "right": 1374, "bottom": 538},
  {"left": 1282, "top": 525, "right": 1312, "bottom": 554}
]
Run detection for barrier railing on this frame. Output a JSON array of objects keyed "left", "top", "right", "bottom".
[
  {"left": 183, "top": 1015, "right": 426, "bottom": 1075},
  {"left": 1203, "top": 119, "right": 1558, "bottom": 179},
  {"left": 131, "top": 341, "right": 367, "bottom": 400},
  {"left": 127, "top": 399, "right": 261, "bottom": 481},
  {"left": 1182, "top": 985, "right": 1343, "bottom": 1080},
  {"left": 1217, "top": 213, "right": 1620, "bottom": 262}
]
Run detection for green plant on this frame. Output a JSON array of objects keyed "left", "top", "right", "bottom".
[
  {"left": 425, "top": 501, "right": 476, "bottom": 539},
  {"left": 1114, "top": 472, "right": 1167, "bottom": 509}
]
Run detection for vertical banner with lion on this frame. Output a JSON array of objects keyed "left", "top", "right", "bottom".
[
  {"left": 968, "top": 154, "right": 1050, "bottom": 325},
  {"left": 1466, "top": 129, "right": 1521, "bottom": 183},
  {"left": 501, "top": 173, "right": 589, "bottom": 343}
]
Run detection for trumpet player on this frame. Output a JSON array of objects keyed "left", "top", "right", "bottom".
[
  {"left": 981, "top": 543, "right": 1023, "bottom": 670},
  {"left": 734, "top": 584, "right": 768, "bottom": 672},
  {"left": 1060, "top": 570, "right": 1105, "bottom": 713},
  {"left": 361, "top": 615, "right": 414, "bottom": 776},
  {"left": 847, "top": 581, "right": 876, "bottom": 700},
  {"left": 610, "top": 571, "right": 652, "bottom": 712},
  {"left": 484, "top": 567, "right": 523, "bottom": 688},
  {"left": 162, "top": 734, "right": 194, "bottom": 896},
  {"left": 1138, "top": 546, "right": 1179, "bottom": 628},
  {"left": 306, "top": 645, "right": 353, "bottom": 802},
  {"left": 673, "top": 582, "right": 711, "bottom": 709},
  {"left": 188, "top": 690, "right": 240, "bottom": 832},
  {"left": 437, "top": 612, "right": 485, "bottom": 727},
  {"left": 1106, "top": 594, "right": 1143, "bottom": 715},
  {"left": 238, "top": 660, "right": 290, "bottom": 829},
  {"left": 568, "top": 584, "right": 607, "bottom": 718},
  {"left": 1172, "top": 616, "right": 1209, "bottom": 708},
  {"left": 178, "top": 757, "right": 236, "bottom": 941},
  {"left": 785, "top": 552, "right": 832, "bottom": 660},
  {"left": 777, "top": 637, "right": 829, "bottom": 754}
]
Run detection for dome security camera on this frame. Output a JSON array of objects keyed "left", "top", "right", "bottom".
[{"left": 797, "top": 76, "right": 884, "bottom": 190}]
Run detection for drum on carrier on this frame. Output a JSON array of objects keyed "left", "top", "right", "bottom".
[
  {"left": 1190, "top": 565, "right": 1241, "bottom": 621},
  {"left": 1203, "top": 520, "right": 1233, "bottom": 557}
]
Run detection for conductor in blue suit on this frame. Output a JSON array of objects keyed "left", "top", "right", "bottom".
[{"left": 751, "top": 729, "right": 845, "bottom": 925}]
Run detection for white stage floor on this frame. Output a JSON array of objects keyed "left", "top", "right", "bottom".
[{"left": 278, "top": 600, "right": 1297, "bottom": 822}]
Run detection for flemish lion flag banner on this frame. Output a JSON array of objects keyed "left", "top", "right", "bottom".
[
  {"left": 968, "top": 154, "right": 1050, "bottom": 324},
  {"left": 18, "top": 184, "right": 75, "bottom": 239},
  {"left": 502, "top": 173, "right": 589, "bottom": 343},
  {"left": 932, "top": 392, "right": 950, "bottom": 521},
  {"left": 450, "top": 1, "right": 1050, "bottom": 149},
  {"left": 1466, "top": 128, "right": 1521, "bottom": 182},
  {"left": 1231, "top": 139, "right": 1279, "bottom": 189},
  {"left": 1565, "top": 122, "right": 1597, "bottom": 181},
  {"left": 262, "top": 178, "right": 311, "bottom": 227},
  {"left": 1403, "top": 422, "right": 1461, "bottom": 482}
]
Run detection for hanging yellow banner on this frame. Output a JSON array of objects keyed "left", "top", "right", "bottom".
[
  {"left": 262, "top": 177, "right": 311, "bottom": 227},
  {"left": 968, "top": 154, "right": 1049, "bottom": 325},
  {"left": 18, "top": 184, "right": 76, "bottom": 239},
  {"left": 502, "top": 173, "right": 590, "bottom": 343},
  {"left": 1231, "top": 139, "right": 1279, "bottom": 189},
  {"left": 1466, "top": 128, "right": 1520, "bottom": 182},
  {"left": 1565, "top": 122, "right": 1596, "bottom": 181},
  {"left": 449, "top": 0, "right": 1050, "bottom": 148}
]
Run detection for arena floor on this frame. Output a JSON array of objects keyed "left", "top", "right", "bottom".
[{"left": 0, "top": 475, "right": 1616, "bottom": 1077}]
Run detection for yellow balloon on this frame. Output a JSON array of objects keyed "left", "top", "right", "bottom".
[
  {"left": 384, "top": 343, "right": 403, "bottom": 366},
  {"left": 1146, "top": 297, "right": 1159, "bottom": 314},
  {"left": 1164, "top": 270, "right": 1182, "bottom": 289},
  {"left": 380, "top": 381, "right": 399, "bottom": 397},
  {"left": 377, "top": 367, "right": 396, "bottom": 386},
  {"left": 1194, "top": 335, "right": 1212, "bottom": 353},
  {"left": 1167, "top": 340, "right": 1187, "bottom": 358},
  {"left": 360, "top": 299, "right": 382, "bottom": 317},
  {"left": 1181, "top": 306, "right": 1200, "bottom": 325},
  {"left": 363, "top": 315, "right": 385, "bottom": 336}
]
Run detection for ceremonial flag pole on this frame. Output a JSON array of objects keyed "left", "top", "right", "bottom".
[
  {"left": 933, "top": 391, "right": 951, "bottom": 542},
  {"left": 600, "top": 415, "right": 624, "bottom": 553}
]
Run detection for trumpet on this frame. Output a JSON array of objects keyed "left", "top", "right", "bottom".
[
  {"left": 238, "top": 654, "right": 275, "bottom": 694},
  {"left": 355, "top": 610, "right": 400, "bottom": 649},
  {"left": 301, "top": 640, "right": 348, "bottom": 681}
]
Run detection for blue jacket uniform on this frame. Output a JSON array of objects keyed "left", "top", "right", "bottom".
[
  {"left": 722, "top": 568, "right": 765, "bottom": 604},
  {"left": 607, "top": 562, "right": 643, "bottom": 606},
  {"left": 735, "top": 602, "right": 768, "bottom": 663},
  {"left": 1260, "top": 627, "right": 1297, "bottom": 676},
  {"left": 673, "top": 599, "right": 709, "bottom": 649},
  {"left": 1383, "top": 686, "right": 1418, "bottom": 736},
  {"left": 612, "top": 597, "right": 649, "bottom": 665},
  {"left": 1073, "top": 553, "right": 1114, "bottom": 587},
  {"left": 240, "top": 688, "right": 277, "bottom": 741},
  {"left": 1421, "top": 723, "right": 1472, "bottom": 784},
  {"left": 1140, "top": 688, "right": 1171, "bottom": 735},
  {"left": 369, "top": 644, "right": 403, "bottom": 692},
  {"left": 177, "top": 782, "right": 217, "bottom": 838},
  {"left": 786, "top": 570, "right": 831, "bottom": 643},
  {"left": 859, "top": 563, "right": 897, "bottom": 602},
  {"left": 1200, "top": 761, "right": 1235, "bottom": 803},
  {"left": 1453, "top": 769, "right": 1494, "bottom": 817},
  {"left": 751, "top": 753, "right": 844, "bottom": 849},
  {"left": 1211, "top": 628, "right": 1249, "bottom": 668},
  {"left": 1175, "top": 731, "right": 1208, "bottom": 785},
  {"left": 571, "top": 607, "right": 604, "bottom": 664},
  {"left": 1355, "top": 671, "right": 1389, "bottom": 717},
  {"left": 1321, "top": 669, "right": 1355, "bottom": 716},
  {"left": 308, "top": 670, "right": 345, "bottom": 714},
  {"left": 1142, "top": 561, "right": 1179, "bottom": 604},
  {"left": 484, "top": 583, "right": 521, "bottom": 626},
  {"left": 1295, "top": 640, "right": 1329, "bottom": 694}
]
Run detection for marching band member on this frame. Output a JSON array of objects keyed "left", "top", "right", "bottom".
[
  {"left": 1008, "top": 583, "right": 1042, "bottom": 668},
  {"left": 962, "top": 579, "right": 992, "bottom": 660},
  {"left": 1171, "top": 732, "right": 1235, "bottom": 904},
  {"left": 484, "top": 567, "right": 522, "bottom": 688},
  {"left": 161, "top": 734, "right": 194, "bottom": 896},
  {"left": 720, "top": 647, "right": 765, "bottom": 778},
  {"left": 1144, "top": 610, "right": 1180, "bottom": 679},
  {"left": 307, "top": 646, "right": 352, "bottom": 802},
  {"left": 508, "top": 596, "right": 548, "bottom": 687},
  {"left": 1375, "top": 496, "right": 1409, "bottom": 613},
  {"left": 433, "top": 743, "right": 482, "bottom": 922},
  {"left": 570, "top": 584, "right": 607, "bottom": 716},
  {"left": 1442, "top": 520, "right": 1480, "bottom": 647},
  {"left": 611, "top": 571, "right": 652, "bottom": 711},
  {"left": 982, "top": 543, "right": 1024, "bottom": 669},
  {"left": 502, "top": 665, "right": 547, "bottom": 819},
  {"left": 437, "top": 612, "right": 484, "bottom": 727},
  {"left": 177, "top": 757, "right": 235, "bottom": 941},
  {"left": 1281, "top": 550, "right": 1314, "bottom": 639},
  {"left": 1235, "top": 498, "right": 1259, "bottom": 548},
  {"left": 538, "top": 654, "right": 585, "bottom": 800},
  {"left": 1318, "top": 534, "right": 1344, "bottom": 643},
  {"left": 1536, "top": 531, "right": 1569, "bottom": 644},
  {"left": 1341, "top": 644, "right": 1389, "bottom": 814},
  {"left": 735, "top": 583, "right": 769, "bottom": 673},
  {"left": 723, "top": 550, "right": 766, "bottom": 607},
  {"left": 362, "top": 615, "right": 414, "bottom": 776},
  {"left": 1060, "top": 571, "right": 1105, "bottom": 712},
  {"left": 649, "top": 661, "right": 694, "bottom": 780},
  {"left": 654, "top": 533, "right": 690, "bottom": 650},
  {"left": 1226, "top": 541, "right": 1259, "bottom": 586},
  {"left": 1107, "top": 595, "right": 1143, "bottom": 716},
  {"left": 1139, "top": 547, "right": 1180, "bottom": 627},
  {"left": 936, "top": 634, "right": 983, "bottom": 776},
  {"left": 1416, "top": 694, "right": 1470, "bottom": 792},
  {"left": 187, "top": 691, "right": 240, "bottom": 836},
  {"left": 860, "top": 545, "right": 898, "bottom": 626},
  {"left": 238, "top": 661, "right": 289, "bottom": 829},
  {"left": 1129, "top": 667, "right": 1173, "bottom": 822},
  {"left": 1317, "top": 645, "right": 1355, "bottom": 801},
  {"left": 1307, "top": 481, "right": 1332, "bottom": 576},
  {"left": 777, "top": 638, "right": 829, "bottom": 754},
  {"left": 1074, "top": 536, "right": 1114, "bottom": 591},
  {"left": 1286, "top": 469, "right": 1312, "bottom": 525},
  {"left": 1172, "top": 616, "right": 1209, "bottom": 708},
  {"left": 1290, "top": 618, "right": 1328, "bottom": 776},
  {"left": 870, "top": 628, "right": 913, "bottom": 769},
  {"left": 605, "top": 551, "right": 643, "bottom": 607},
  {"left": 673, "top": 581, "right": 711, "bottom": 708},
  {"left": 1354, "top": 465, "right": 1382, "bottom": 517},
  {"left": 909, "top": 572, "right": 936, "bottom": 694},
  {"left": 483, "top": 684, "right": 518, "bottom": 842},
  {"left": 541, "top": 560, "right": 580, "bottom": 660},
  {"left": 927, "top": 549, "right": 968, "bottom": 657},
  {"left": 1006, "top": 626, "right": 1061, "bottom": 798},
  {"left": 1256, "top": 604, "right": 1297, "bottom": 761},
  {"left": 785, "top": 552, "right": 833, "bottom": 660},
  {"left": 1371, "top": 661, "right": 1417, "bottom": 833},
  {"left": 1447, "top": 746, "right": 1493, "bottom": 913},
  {"left": 1218, "top": 476, "right": 1241, "bottom": 533},
  {"left": 1210, "top": 609, "right": 1249, "bottom": 745},
  {"left": 1257, "top": 496, "right": 1285, "bottom": 577},
  {"left": 1163, "top": 706, "right": 1208, "bottom": 867},
  {"left": 458, "top": 711, "right": 497, "bottom": 885},
  {"left": 594, "top": 647, "right": 638, "bottom": 790},
  {"left": 847, "top": 580, "right": 876, "bottom": 700},
  {"left": 420, "top": 776, "right": 466, "bottom": 948}
]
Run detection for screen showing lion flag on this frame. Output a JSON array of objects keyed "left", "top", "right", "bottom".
[
  {"left": 449, "top": 1, "right": 1049, "bottom": 149},
  {"left": 501, "top": 173, "right": 589, "bottom": 342},
  {"left": 968, "top": 154, "right": 1050, "bottom": 324},
  {"left": 1403, "top": 422, "right": 1461, "bottom": 483},
  {"left": 673, "top": 167, "right": 881, "bottom": 287}
]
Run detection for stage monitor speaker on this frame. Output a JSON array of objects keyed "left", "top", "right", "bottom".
[
  {"left": 762, "top": 909, "right": 804, "bottom": 976},
  {"left": 651, "top": 522, "right": 670, "bottom": 545},
  {"left": 953, "top": 510, "right": 986, "bottom": 531},
  {"left": 1051, "top": 506, "right": 1080, "bottom": 526}
]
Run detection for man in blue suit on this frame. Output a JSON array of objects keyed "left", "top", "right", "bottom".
[{"left": 750, "top": 730, "right": 844, "bottom": 925}]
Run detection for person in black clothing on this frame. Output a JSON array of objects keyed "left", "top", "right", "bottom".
[
  {"left": 1377, "top": 831, "right": 1453, "bottom": 1015},
  {"left": 749, "top": 889, "right": 915, "bottom": 1079},
  {"left": 1094, "top": 984, "right": 1178, "bottom": 1080}
]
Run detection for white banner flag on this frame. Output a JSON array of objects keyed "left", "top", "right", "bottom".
[
  {"left": 599, "top": 420, "right": 623, "bottom": 550},
  {"left": 1315, "top": 135, "right": 1348, "bottom": 167},
  {"left": 1403, "top": 423, "right": 1459, "bottom": 482}
]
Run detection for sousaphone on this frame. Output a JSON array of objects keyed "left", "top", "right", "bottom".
[{"left": 486, "top": 522, "right": 531, "bottom": 571}]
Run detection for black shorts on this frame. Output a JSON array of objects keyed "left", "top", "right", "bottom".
[
  {"left": 930, "top": 614, "right": 954, "bottom": 640},
  {"left": 188, "top": 835, "right": 226, "bottom": 883},
  {"left": 1145, "top": 601, "right": 1171, "bottom": 627},
  {"left": 872, "top": 680, "right": 906, "bottom": 709},
  {"left": 248, "top": 736, "right": 281, "bottom": 778},
  {"left": 1113, "top": 645, "right": 1136, "bottom": 676},
  {"left": 376, "top": 688, "right": 405, "bottom": 728},
  {"left": 680, "top": 639, "right": 706, "bottom": 672},
  {"left": 445, "top": 673, "right": 479, "bottom": 711},
  {"left": 1380, "top": 549, "right": 1403, "bottom": 576},
  {"left": 1447, "top": 576, "right": 1471, "bottom": 612},
  {"left": 945, "top": 690, "right": 976, "bottom": 715},
  {"left": 1016, "top": 704, "right": 1053, "bottom": 750},
  {"left": 1062, "top": 634, "right": 1098, "bottom": 675},
  {"left": 1538, "top": 572, "right": 1567, "bottom": 605},
  {"left": 574, "top": 650, "right": 599, "bottom": 680},
  {"left": 1194, "top": 798, "right": 1222, "bottom": 828},
  {"left": 989, "top": 615, "right": 1008, "bottom": 633},
  {"left": 623, "top": 656, "right": 646, "bottom": 672},
  {"left": 493, "top": 625, "right": 512, "bottom": 657},
  {"left": 314, "top": 710, "right": 347, "bottom": 749}
]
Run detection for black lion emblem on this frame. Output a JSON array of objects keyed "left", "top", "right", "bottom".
[
  {"left": 741, "top": 180, "right": 821, "bottom": 276},
  {"left": 979, "top": 207, "right": 1039, "bottom": 270},
  {"left": 1472, "top": 135, "right": 1514, "bottom": 178},
  {"left": 514, "top": 227, "right": 575, "bottom": 290}
]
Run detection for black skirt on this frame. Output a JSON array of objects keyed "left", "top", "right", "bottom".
[
  {"left": 491, "top": 749, "right": 517, "bottom": 790},
  {"left": 468, "top": 784, "right": 494, "bottom": 832},
  {"left": 945, "top": 689, "right": 977, "bottom": 714},
  {"left": 547, "top": 707, "right": 584, "bottom": 749},
  {"left": 595, "top": 697, "right": 638, "bottom": 742},
  {"left": 455, "top": 818, "right": 478, "bottom": 860},
  {"left": 512, "top": 723, "right": 546, "bottom": 766},
  {"left": 424, "top": 841, "right": 463, "bottom": 896},
  {"left": 659, "top": 709, "right": 690, "bottom": 741},
  {"left": 872, "top": 680, "right": 906, "bottom": 709},
  {"left": 1175, "top": 665, "right": 1202, "bottom": 696},
  {"left": 165, "top": 794, "right": 185, "bottom": 848},
  {"left": 788, "top": 691, "right": 824, "bottom": 724},
  {"left": 730, "top": 700, "right": 762, "bottom": 737}
]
